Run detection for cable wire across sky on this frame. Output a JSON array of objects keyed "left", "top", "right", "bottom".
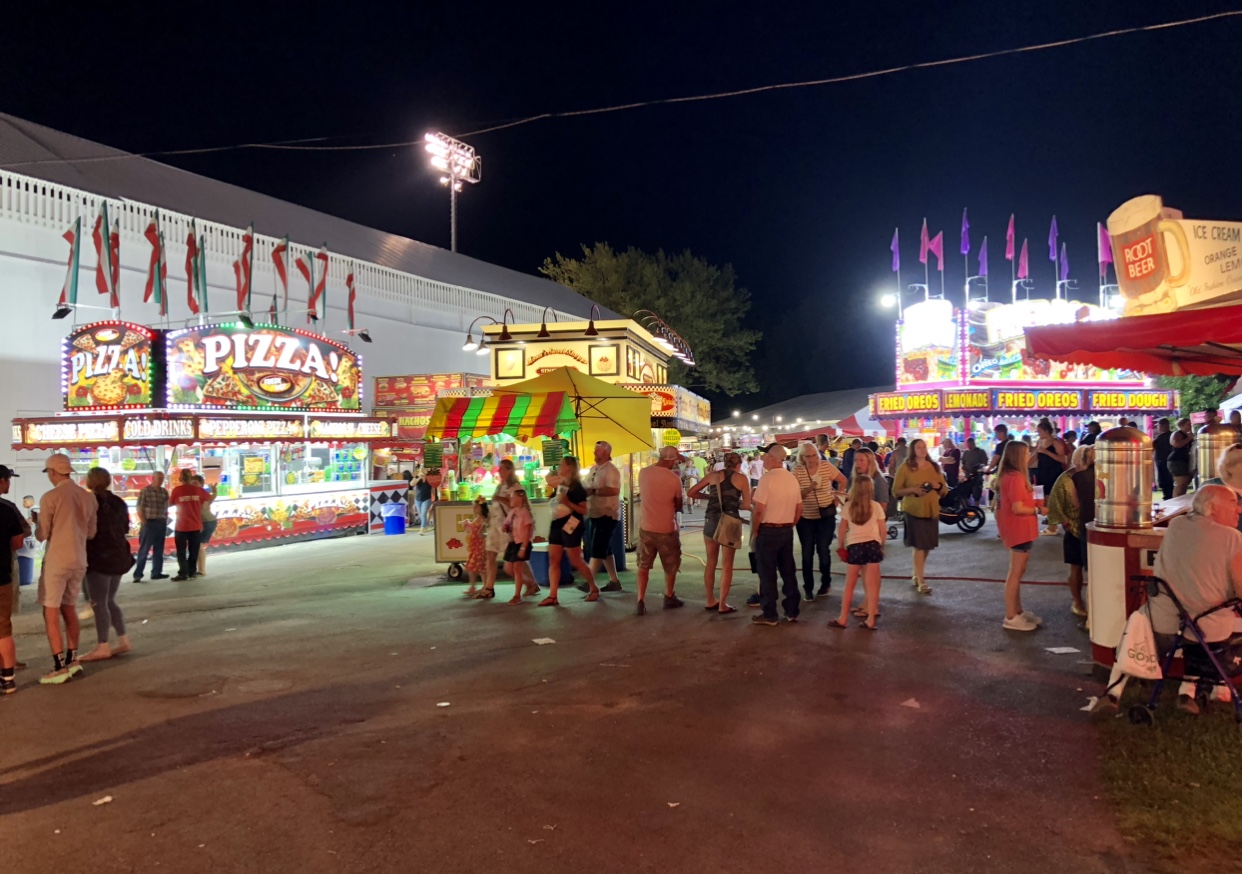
[{"left": 2, "top": 10, "right": 1239, "bottom": 170}]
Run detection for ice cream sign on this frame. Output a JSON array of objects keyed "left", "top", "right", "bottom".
[
  {"left": 165, "top": 324, "right": 361, "bottom": 412},
  {"left": 1108, "top": 194, "right": 1242, "bottom": 315}
]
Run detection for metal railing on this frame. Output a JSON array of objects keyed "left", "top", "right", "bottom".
[{"left": 0, "top": 169, "right": 563, "bottom": 328}]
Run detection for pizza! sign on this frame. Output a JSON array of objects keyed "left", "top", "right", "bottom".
[
  {"left": 166, "top": 324, "right": 361, "bottom": 412},
  {"left": 62, "top": 321, "right": 157, "bottom": 410}
]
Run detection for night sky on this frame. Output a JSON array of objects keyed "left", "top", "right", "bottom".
[{"left": 6, "top": 2, "right": 1242, "bottom": 409}]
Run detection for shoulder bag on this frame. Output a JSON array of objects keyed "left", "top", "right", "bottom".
[{"left": 710, "top": 475, "right": 744, "bottom": 550}]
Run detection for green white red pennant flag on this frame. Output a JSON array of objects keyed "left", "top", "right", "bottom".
[
  {"left": 272, "top": 235, "right": 289, "bottom": 315},
  {"left": 346, "top": 269, "right": 357, "bottom": 330},
  {"left": 92, "top": 202, "right": 118, "bottom": 308},
  {"left": 295, "top": 244, "right": 329, "bottom": 323},
  {"left": 143, "top": 211, "right": 168, "bottom": 316},
  {"left": 232, "top": 223, "right": 254, "bottom": 313},
  {"left": 197, "top": 232, "right": 209, "bottom": 314},
  {"left": 57, "top": 216, "right": 82, "bottom": 309},
  {"left": 185, "top": 220, "right": 200, "bottom": 315}
]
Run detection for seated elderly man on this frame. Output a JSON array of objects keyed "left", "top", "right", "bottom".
[
  {"left": 1150, "top": 483, "right": 1242, "bottom": 714},
  {"left": 1202, "top": 442, "right": 1242, "bottom": 533}
]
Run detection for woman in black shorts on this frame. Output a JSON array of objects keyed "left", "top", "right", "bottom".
[{"left": 539, "top": 456, "right": 599, "bottom": 606}]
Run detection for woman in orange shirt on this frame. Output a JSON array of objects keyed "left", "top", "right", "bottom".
[{"left": 996, "top": 441, "right": 1043, "bottom": 632}]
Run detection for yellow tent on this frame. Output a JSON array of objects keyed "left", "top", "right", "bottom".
[{"left": 492, "top": 367, "right": 655, "bottom": 458}]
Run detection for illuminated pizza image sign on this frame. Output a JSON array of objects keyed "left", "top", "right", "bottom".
[
  {"left": 62, "top": 321, "right": 157, "bottom": 411},
  {"left": 166, "top": 323, "right": 361, "bottom": 412}
]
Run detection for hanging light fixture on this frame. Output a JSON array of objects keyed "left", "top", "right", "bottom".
[{"left": 584, "top": 304, "right": 602, "bottom": 337}]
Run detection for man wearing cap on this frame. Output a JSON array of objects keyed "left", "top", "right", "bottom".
[
  {"left": 635, "top": 446, "right": 685, "bottom": 615},
  {"left": 0, "top": 465, "right": 30, "bottom": 693},
  {"left": 751, "top": 444, "right": 803, "bottom": 626},
  {"left": 583, "top": 441, "right": 624, "bottom": 592},
  {"left": 35, "top": 453, "right": 97, "bottom": 684}
]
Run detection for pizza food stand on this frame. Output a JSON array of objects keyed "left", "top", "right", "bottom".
[{"left": 12, "top": 319, "right": 403, "bottom": 553}]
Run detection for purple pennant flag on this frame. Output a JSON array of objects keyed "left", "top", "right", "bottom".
[
  {"left": 1048, "top": 215, "right": 1059, "bottom": 261},
  {"left": 979, "top": 237, "right": 988, "bottom": 277},
  {"left": 1097, "top": 222, "right": 1113, "bottom": 267},
  {"left": 890, "top": 228, "right": 900, "bottom": 272},
  {"left": 919, "top": 219, "right": 929, "bottom": 265},
  {"left": 1005, "top": 214, "right": 1015, "bottom": 261},
  {"left": 960, "top": 208, "right": 970, "bottom": 256},
  {"left": 1060, "top": 242, "right": 1069, "bottom": 282},
  {"left": 1018, "top": 239, "right": 1029, "bottom": 279}
]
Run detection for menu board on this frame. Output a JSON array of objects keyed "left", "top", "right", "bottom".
[
  {"left": 373, "top": 373, "right": 487, "bottom": 409},
  {"left": 62, "top": 321, "right": 158, "bottom": 410},
  {"left": 166, "top": 324, "right": 361, "bottom": 412}
]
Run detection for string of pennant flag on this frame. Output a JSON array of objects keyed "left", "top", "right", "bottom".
[
  {"left": 53, "top": 206, "right": 366, "bottom": 339},
  {"left": 889, "top": 211, "right": 1116, "bottom": 286}
]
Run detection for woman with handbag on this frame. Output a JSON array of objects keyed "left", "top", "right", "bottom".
[
  {"left": 539, "top": 456, "right": 598, "bottom": 606},
  {"left": 891, "top": 438, "right": 946, "bottom": 595},
  {"left": 687, "top": 451, "right": 751, "bottom": 613},
  {"left": 79, "top": 467, "right": 135, "bottom": 662},
  {"left": 792, "top": 442, "right": 848, "bottom": 601}
]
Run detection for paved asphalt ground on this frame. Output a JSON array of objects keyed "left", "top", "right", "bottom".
[{"left": 3, "top": 510, "right": 1150, "bottom": 874}]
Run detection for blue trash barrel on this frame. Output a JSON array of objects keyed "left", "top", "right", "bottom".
[
  {"left": 17, "top": 555, "right": 34, "bottom": 586},
  {"left": 381, "top": 502, "right": 407, "bottom": 535}
]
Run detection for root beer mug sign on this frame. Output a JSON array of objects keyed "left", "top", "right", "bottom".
[
  {"left": 165, "top": 323, "right": 361, "bottom": 412},
  {"left": 1109, "top": 194, "right": 1242, "bottom": 315}
]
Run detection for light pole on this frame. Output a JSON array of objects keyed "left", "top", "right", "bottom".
[{"left": 424, "top": 132, "right": 482, "bottom": 253}]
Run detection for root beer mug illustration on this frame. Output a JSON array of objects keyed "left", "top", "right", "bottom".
[{"left": 1107, "top": 194, "right": 1191, "bottom": 314}]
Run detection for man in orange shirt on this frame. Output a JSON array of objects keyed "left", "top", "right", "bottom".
[{"left": 635, "top": 447, "right": 685, "bottom": 615}]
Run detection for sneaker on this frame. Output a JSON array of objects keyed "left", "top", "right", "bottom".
[
  {"left": 1177, "top": 694, "right": 1201, "bottom": 716},
  {"left": 1021, "top": 610, "right": 1043, "bottom": 626},
  {"left": 66, "top": 660, "right": 84, "bottom": 678},
  {"left": 0, "top": 677, "right": 15, "bottom": 695},
  {"left": 600, "top": 581, "right": 624, "bottom": 593},
  {"left": 751, "top": 614, "right": 779, "bottom": 627},
  {"left": 39, "top": 667, "right": 71, "bottom": 685},
  {"left": 1002, "top": 614, "right": 1039, "bottom": 632},
  {"left": 785, "top": 615, "right": 800, "bottom": 624},
  {"left": 151, "top": 574, "right": 170, "bottom": 580},
  {"left": 803, "top": 590, "right": 815, "bottom": 602},
  {"left": 172, "top": 575, "right": 189, "bottom": 582},
  {"left": 816, "top": 584, "right": 831, "bottom": 596},
  {"left": 746, "top": 593, "right": 761, "bottom": 607},
  {"left": 636, "top": 600, "right": 646, "bottom": 616},
  {"left": 132, "top": 576, "right": 144, "bottom": 584},
  {"left": 663, "top": 594, "right": 684, "bottom": 610}
]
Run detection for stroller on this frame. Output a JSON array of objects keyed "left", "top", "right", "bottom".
[
  {"left": 1127, "top": 575, "right": 1242, "bottom": 726},
  {"left": 937, "top": 467, "right": 987, "bottom": 533}
]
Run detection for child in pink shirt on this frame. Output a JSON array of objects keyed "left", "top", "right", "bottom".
[{"left": 506, "top": 489, "right": 535, "bottom": 604}]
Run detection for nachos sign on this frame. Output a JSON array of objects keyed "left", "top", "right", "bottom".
[{"left": 165, "top": 323, "right": 361, "bottom": 412}]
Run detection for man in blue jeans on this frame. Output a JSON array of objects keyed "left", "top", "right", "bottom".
[
  {"left": 132, "top": 471, "right": 169, "bottom": 583},
  {"left": 750, "top": 444, "right": 804, "bottom": 626}
]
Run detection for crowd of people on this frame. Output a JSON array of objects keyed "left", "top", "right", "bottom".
[{"left": 0, "top": 455, "right": 218, "bottom": 694}]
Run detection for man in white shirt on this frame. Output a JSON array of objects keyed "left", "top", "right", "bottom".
[
  {"left": 35, "top": 453, "right": 98, "bottom": 685},
  {"left": 584, "top": 441, "right": 624, "bottom": 591},
  {"left": 747, "top": 453, "right": 764, "bottom": 488},
  {"left": 751, "top": 444, "right": 803, "bottom": 626}
]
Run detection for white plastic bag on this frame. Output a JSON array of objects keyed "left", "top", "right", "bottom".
[{"left": 1115, "top": 609, "right": 1162, "bottom": 681}]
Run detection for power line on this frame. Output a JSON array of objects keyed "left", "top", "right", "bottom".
[{"left": 2, "top": 10, "right": 1237, "bottom": 170}]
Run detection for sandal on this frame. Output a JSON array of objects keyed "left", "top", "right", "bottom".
[
  {"left": 537, "top": 596, "right": 559, "bottom": 607},
  {"left": 851, "top": 607, "right": 882, "bottom": 618},
  {"left": 826, "top": 619, "right": 849, "bottom": 629},
  {"left": 473, "top": 588, "right": 496, "bottom": 600},
  {"left": 464, "top": 588, "right": 479, "bottom": 597},
  {"left": 915, "top": 584, "right": 933, "bottom": 596},
  {"left": 507, "top": 597, "right": 522, "bottom": 605},
  {"left": 717, "top": 605, "right": 737, "bottom": 614},
  {"left": 858, "top": 621, "right": 878, "bottom": 631},
  {"left": 524, "top": 584, "right": 541, "bottom": 597},
  {"left": 584, "top": 591, "right": 600, "bottom": 602},
  {"left": 704, "top": 603, "right": 720, "bottom": 611}
]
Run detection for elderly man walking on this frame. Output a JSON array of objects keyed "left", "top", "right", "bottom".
[
  {"left": 751, "top": 444, "right": 803, "bottom": 626},
  {"left": 35, "top": 453, "right": 97, "bottom": 685},
  {"left": 133, "top": 470, "right": 170, "bottom": 583},
  {"left": 635, "top": 446, "right": 685, "bottom": 615}
]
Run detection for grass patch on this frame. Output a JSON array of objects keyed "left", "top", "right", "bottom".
[{"left": 1098, "top": 684, "right": 1242, "bottom": 872}]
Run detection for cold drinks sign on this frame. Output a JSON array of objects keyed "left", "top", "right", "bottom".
[{"left": 165, "top": 323, "right": 361, "bottom": 412}]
